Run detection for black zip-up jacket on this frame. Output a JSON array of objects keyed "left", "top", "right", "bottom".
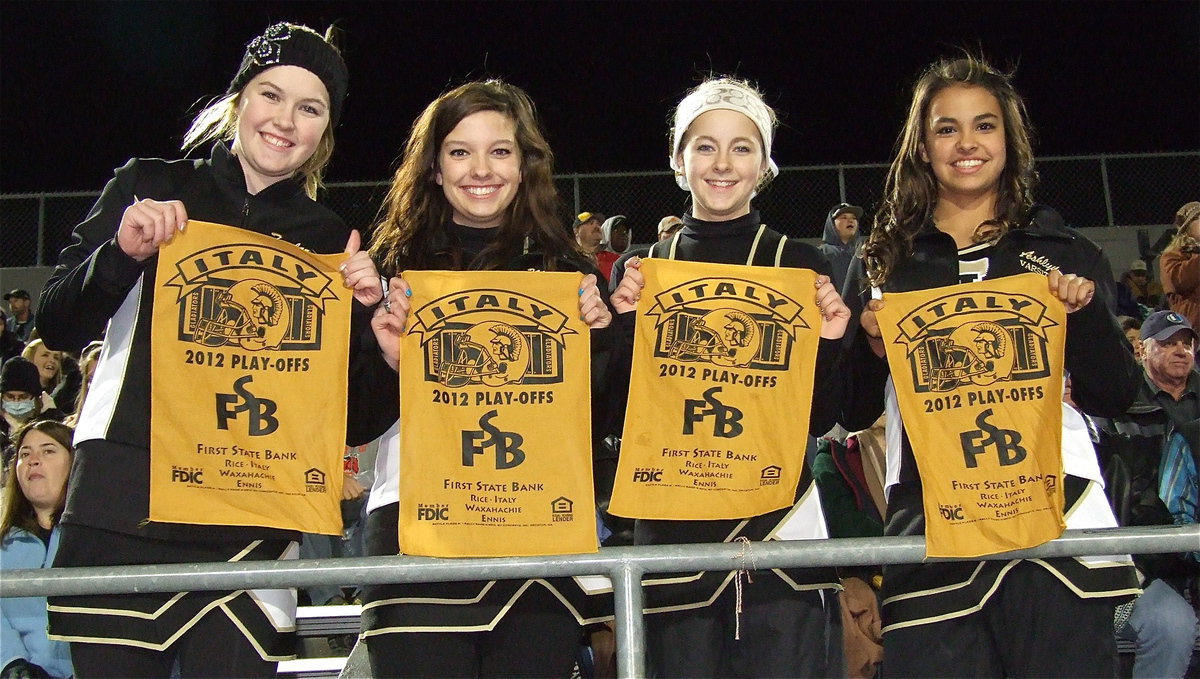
[
  {"left": 37, "top": 142, "right": 383, "bottom": 541},
  {"left": 1095, "top": 373, "right": 1199, "bottom": 585},
  {"left": 605, "top": 211, "right": 844, "bottom": 609},
  {"left": 839, "top": 204, "right": 1140, "bottom": 628}
]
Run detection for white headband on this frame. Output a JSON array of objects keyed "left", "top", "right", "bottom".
[{"left": 668, "top": 80, "right": 779, "bottom": 191}]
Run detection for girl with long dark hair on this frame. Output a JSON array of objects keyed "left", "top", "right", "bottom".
[{"left": 359, "top": 79, "right": 611, "bottom": 679}]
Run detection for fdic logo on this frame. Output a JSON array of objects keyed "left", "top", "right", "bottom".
[
  {"left": 938, "top": 503, "right": 965, "bottom": 521},
  {"left": 171, "top": 466, "right": 204, "bottom": 484},
  {"left": 759, "top": 465, "right": 782, "bottom": 486},
  {"left": 632, "top": 467, "right": 663, "bottom": 483},
  {"left": 304, "top": 468, "right": 326, "bottom": 493},
  {"left": 417, "top": 503, "right": 450, "bottom": 521},
  {"left": 551, "top": 496, "right": 574, "bottom": 522}
]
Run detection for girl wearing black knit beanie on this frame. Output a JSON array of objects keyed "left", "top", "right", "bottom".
[{"left": 36, "top": 23, "right": 383, "bottom": 678}]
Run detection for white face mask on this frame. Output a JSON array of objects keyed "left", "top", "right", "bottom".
[{"left": 2, "top": 398, "right": 36, "bottom": 418}]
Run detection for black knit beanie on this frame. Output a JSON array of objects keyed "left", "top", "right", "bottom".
[
  {"left": 226, "top": 22, "right": 349, "bottom": 126},
  {"left": 0, "top": 357, "right": 43, "bottom": 397}
]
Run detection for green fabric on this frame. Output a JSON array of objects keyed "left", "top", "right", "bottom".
[{"left": 812, "top": 440, "right": 884, "bottom": 539}]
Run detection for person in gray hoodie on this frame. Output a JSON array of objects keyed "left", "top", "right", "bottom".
[{"left": 819, "top": 203, "right": 863, "bottom": 294}]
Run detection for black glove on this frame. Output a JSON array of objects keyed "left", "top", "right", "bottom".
[{"left": 1, "top": 659, "right": 51, "bottom": 679}]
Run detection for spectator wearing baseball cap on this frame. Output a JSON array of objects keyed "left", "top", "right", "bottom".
[
  {"left": 1117, "top": 259, "right": 1162, "bottom": 318},
  {"left": 656, "top": 215, "right": 683, "bottom": 241},
  {"left": 1095, "top": 309, "right": 1199, "bottom": 679},
  {"left": 818, "top": 203, "right": 864, "bottom": 293},
  {"left": 572, "top": 211, "right": 604, "bottom": 258},
  {"left": 594, "top": 215, "right": 630, "bottom": 280},
  {"left": 3, "top": 290, "right": 35, "bottom": 344},
  {"left": 1138, "top": 310, "right": 1198, "bottom": 422}
]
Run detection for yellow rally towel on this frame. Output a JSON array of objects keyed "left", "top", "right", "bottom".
[
  {"left": 609, "top": 259, "right": 823, "bottom": 520},
  {"left": 149, "top": 220, "right": 352, "bottom": 535},
  {"left": 398, "top": 271, "right": 597, "bottom": 557},
  {"left": 875, "top": 273, "right": 1067, "bottom": 557}
]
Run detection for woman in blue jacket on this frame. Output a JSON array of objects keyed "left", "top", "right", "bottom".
[{"left": 1, "top": 420, "right": 75, "bottom": 679}]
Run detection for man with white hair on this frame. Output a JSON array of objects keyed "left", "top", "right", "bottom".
[{"left": 1096, "top": 310, "right": 1199, "bottom": 678}]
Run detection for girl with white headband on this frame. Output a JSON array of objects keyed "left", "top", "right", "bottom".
[{"left": 607, "top": 77, "right": 850, "bottom": 677}]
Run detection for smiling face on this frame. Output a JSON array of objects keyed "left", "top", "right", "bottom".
[
  {"left": 920, "top": 84, "right": 1007, "bottom": 205},
  {"left": 436, "top": 110, "right": 522, "bottom": 229},
  {"left": 15, "top": 428, "right": 72, "bottom": 520},
  {"left": 677, "top": 109, "right": 766, "bottom": 222},
  {"left": 232, "top": 65, "right": 331, "bottom": 195},
  {"left": 28, "top": 344, "right": 60, "bottom": 385}
]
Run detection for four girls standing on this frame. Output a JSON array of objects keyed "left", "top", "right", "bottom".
[{"left": 27, "top": 20, "right": 1158, "bottom": 678}]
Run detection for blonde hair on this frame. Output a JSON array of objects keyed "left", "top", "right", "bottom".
[{"left": 21, "top": 338, "right": 62, "bottom": 391}]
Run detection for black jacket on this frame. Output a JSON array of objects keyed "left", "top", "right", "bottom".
[
  {"left": 37, "top": 143, "right": 380, "bottom": 541},
  {"left": 839, "top": 205, "right": 1141, "bottom": 626},
  {"left": 606, "top": 211, "right": 843, "bottom": 608},
  {"left": 1095, "top": 373, "right": 1200, "bottom": 584}
]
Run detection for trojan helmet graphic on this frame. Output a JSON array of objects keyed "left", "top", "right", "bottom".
[
  {"left": 195, "top": 279, "right": 290, "bottom": 350},
  {"left": 438, "top": 321, "right": 529, "bottom": 387},
  {"left": 668, "top": 308, "right": 759, "bottom": 367},
  {"left": 927, "top": 321, "right": 1015, "bottom": 390}
]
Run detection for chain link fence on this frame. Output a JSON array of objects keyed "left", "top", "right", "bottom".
[{"left": 3, "top": 152, "right": 1197, "bottom": 267}]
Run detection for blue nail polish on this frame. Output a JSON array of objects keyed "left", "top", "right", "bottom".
[
  {"left": 578, "top": 288, "right": 584, "bottom": 296},
  {"left": 404, "top": 289, "right": 412, "bottom": 297}
]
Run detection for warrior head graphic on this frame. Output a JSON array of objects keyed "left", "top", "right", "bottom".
[
  {"left": 195, "top": 279, "right": 289, "bottom": 351},
  {"left": 668, "top": 308, "right": 760, "bottom": 367},
  {"left": 438, "top": 321, "right": 529, "bottom": 387}
]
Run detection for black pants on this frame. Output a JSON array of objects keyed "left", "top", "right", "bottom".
[
  {"left": 881, "top": 561, "right": 1119, "bottom": 678},
  {"left": 50, "top": 524, "right": 294, "bottom": 678},
  {"left": 645, "top": 584, "right": 842, "bottom": 678},
  {"left": 363, "top": 583, "right": 581, "bottom": 679},
  {"left": 69, "top": 610, "right": 276, "bottom": 679}
]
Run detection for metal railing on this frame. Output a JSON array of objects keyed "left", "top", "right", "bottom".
[
  {"left": 4, "top": 151, "right": 1197, "bottom": 267},
  {"left": 4, "top": 525, "right": 1196, "bottom": 678}
]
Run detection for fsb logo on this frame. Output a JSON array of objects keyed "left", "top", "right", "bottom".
[
  {"left": 417, "top": 504, "right": 450, "bottom": 521},
  {"left": 216, "top": 375, "right": 279, "bottom": 436},
  {"left": 632, "top": 468, "right": 663, "bottom": 483},
  {"left": 462, "top": 410, "right": 525, "bottom": 469},
  {"left": 171, "top": 466, "right": 204, "bottom": 484},
  {"left": 682, "top": 387, "right": 744, "bottom": 438},
  {"left": 938, "top": 504, "right": 965, "bottom": 521},
  {"left": 959, "top": 408, "right": 1026, "bottom": 468}
]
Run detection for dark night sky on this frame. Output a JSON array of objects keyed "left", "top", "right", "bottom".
[{"left": 2, "top": 1, "right": 1197, "bottom": 194}]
